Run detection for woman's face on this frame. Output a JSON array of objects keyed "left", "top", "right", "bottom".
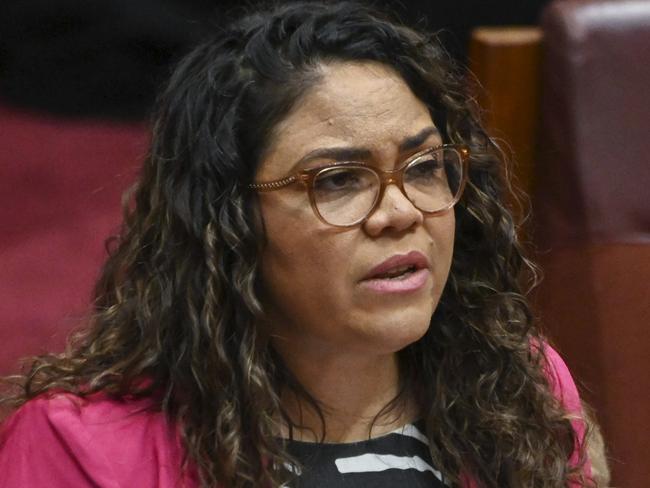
[{"left": 256, "top": 61, "right": 455, "bottom": 359}]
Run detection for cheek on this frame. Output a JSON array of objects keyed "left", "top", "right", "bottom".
[
  {"left": 258, "top": 198, "right": 351, "bottom": 322},
  {"left": 427, "top": 212, "right": 456, "bottom": 287}
]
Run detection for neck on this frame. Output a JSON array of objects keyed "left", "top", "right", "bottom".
[{"left": 275, "top": 345, "right": 417, "bottom": 443}]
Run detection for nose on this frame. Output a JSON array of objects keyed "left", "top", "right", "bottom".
[{"left": 363, "top": 183, "right": 423, "bottom": 235}]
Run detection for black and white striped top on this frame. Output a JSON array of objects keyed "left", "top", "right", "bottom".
[{"left": 282, "top": 420, "right": 447, "bottom": 487}]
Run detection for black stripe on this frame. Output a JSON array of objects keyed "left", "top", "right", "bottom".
[{"left": 282, "top": 421, "right": 446, "bottom": 488}]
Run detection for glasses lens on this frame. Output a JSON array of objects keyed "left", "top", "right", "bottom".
[
  {"left": 403, "top": 147, "right": 463, "bottom": 212},
  {"left": 312, "top": 166, "right": 379, "bottom": 226}
]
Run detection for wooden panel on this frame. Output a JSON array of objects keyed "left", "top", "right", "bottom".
[{"left": 468, "top": 27, "right": 542, "bottom": 221}]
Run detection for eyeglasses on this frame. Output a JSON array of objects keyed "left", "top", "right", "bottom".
[{"left": 249, "top": 144, "right": 470, "bottom": 227}]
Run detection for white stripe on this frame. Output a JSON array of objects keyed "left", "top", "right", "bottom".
[
  {"left": 283, "top": 462, "right": 302, "bottom": 475},
  {"left": 393, "top": 423, "right": 430, "bottom": 446},
  {"left": 335, "top": 453, "right": 444, "bottom": 481}
]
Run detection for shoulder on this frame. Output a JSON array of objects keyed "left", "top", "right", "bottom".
[
  {"left": 0, "top": 392, "right": 197, "bottom": 487},
  {"left": 536, "top": 341, "right": 583, "bottom": 414},
  {"left": 536, "top": 341, "right": 594, "bottom": 482}
]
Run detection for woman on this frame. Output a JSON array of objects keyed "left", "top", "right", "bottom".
[{"left": 0, "top": 2, "right": 595, "bottom": 487}]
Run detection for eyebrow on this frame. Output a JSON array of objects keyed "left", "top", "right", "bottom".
[
  {"left": 291, "top": 126, "right": 440, "bottom": 171},
  {"left": 398, "top": 126, "right": 441, "bottom": 152}
]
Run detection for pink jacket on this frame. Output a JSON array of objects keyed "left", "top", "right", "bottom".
[{"left": 0, "top": 344, "right": 591, "bottom": 487}]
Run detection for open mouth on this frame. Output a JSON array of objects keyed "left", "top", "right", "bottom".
[
  {"left": 372, "top": 264, "right": 418, "bottom": 280},
  {"left": 361, "top": 251, "right": 430, "bottom": 284},
  {"left": 361, "top": 253, "right": 431, "bottom": 294}
]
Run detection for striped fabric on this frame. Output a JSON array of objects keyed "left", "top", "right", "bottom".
[{"left": 283, "top": 420, "right": 447, "bottom": 487}]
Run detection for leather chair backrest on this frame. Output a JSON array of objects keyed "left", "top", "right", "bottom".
[
  {"left": 0, "top": 104, "right": 148, "bottom": 376},
  {"left": 535, "top": 2, "right": 650, "bottom": 485},
  {"left": 536, "top": 0, "right": 650, "bottom": 247}
]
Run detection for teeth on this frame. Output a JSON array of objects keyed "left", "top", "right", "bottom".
[{"left": 378, "top": 265, "right": 415, "bottom": 279}]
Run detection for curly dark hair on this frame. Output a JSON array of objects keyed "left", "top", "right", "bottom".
[{"left": 2, "top": 2, "right": 593, "bottom": 487}]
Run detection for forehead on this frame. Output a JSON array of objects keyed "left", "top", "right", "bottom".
[{"left": 258, "top": 61, "right": 438, "bottom": 178}]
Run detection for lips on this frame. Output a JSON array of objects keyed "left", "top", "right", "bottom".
[
  {"left": 358, "top": 251, "right": 431, "bottom": 294},
  {"left": 361, "top": 251, "right": 430, "bottom": 281}
]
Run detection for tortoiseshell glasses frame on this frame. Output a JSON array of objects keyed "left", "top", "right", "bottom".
[{"left": 249, "top": 144, "right": 470, "bottom": 227}]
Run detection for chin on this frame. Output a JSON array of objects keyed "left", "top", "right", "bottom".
[{"left": 369, "top": 312, "right": 432, "bottom": 354}]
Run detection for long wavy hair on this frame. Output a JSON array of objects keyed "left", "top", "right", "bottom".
[{"left": 2, "top": 2, "right": 592, "bottom": 487}]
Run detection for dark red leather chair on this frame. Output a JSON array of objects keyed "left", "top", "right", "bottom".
[
  {"left": 0, "top": 105, "right": 148, "bottom": 376},
  {"left": 534, "top": 1, "right": 650, "bottom": 485}
]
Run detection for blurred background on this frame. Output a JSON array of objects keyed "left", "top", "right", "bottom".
[
  {"left": 1, "top": 0, "right": 648, "bottom": 486},
  {"left": 0, "top": 0, "right": 548, "bottom": 119}
]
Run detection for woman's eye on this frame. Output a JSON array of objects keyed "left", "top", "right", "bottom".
[
  {"left": 314, "top": 169, "right": 363, "bottom": 191},
  {"left": 407, "top": 158, "right": 443, "bottom": 180}
]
